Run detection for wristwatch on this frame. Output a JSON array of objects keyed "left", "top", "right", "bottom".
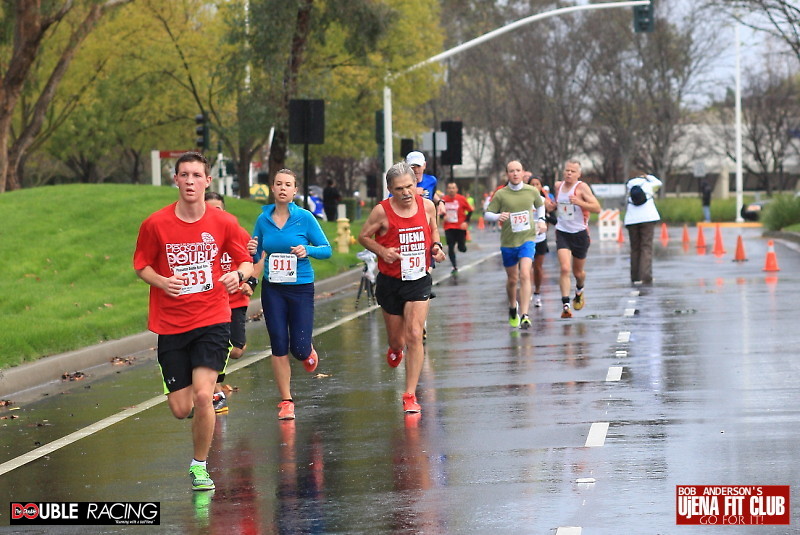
[
  {"left": 432, "top": 241, "right": 444, "bottom": 253},
  {"left": 246, "top": 277, "right": 259, "bottom": 289},
  {"left": 236, "top": 270, "right": 245, "bottom": 283}
]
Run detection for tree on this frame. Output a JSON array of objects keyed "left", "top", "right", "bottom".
[
  {"left": 720, "top": 1, "right": 800, "bottom": 63},
  {"left": 214, "top": 0, "right": 442, "bottom": 199},
  {"left": 582, "top": 4, "right": 716, "bottom": 182},
  {"left": 0, "top": 0, "right": 132, "bottom": 193},
  {"left": 35, "top": 1, "right": 210, "bottom": 186},
  {"left": 717, "top": 63, "right": 800, "bottom": 194}
]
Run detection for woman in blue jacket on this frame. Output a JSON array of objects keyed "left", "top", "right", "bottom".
[{"left": 252, "top": 169, "right": 332, "bottom": 420}]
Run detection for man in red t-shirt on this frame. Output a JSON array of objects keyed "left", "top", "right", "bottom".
[
  {"left": 440, "top": 180, "right": 473, "bottom": 273},
  {"left": 133, "top": 152, "right": 253, "bottom": 491},
  {"left": 358, "top": 162, "right": 446, "bottom": 414}
]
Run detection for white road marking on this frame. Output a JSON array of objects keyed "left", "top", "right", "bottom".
[
  {"left": 585, "top": 422, "right": 610, "bottom": 447},
  {"left": 606, "top": 366, "right": 623, "bottom": 381},
  {"left": 556, "top": 527, "right": 582, "bottom": 535},
  {"left": 624, "top": 308, "right": 636, "bottom": 317},
  {"left": 617, "top": 331, "right": 631, "bottom": 343},
  {"left": 615, "top": 350, "right": 627, "bottom": 358}
]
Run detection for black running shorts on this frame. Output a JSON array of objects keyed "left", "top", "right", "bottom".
[
  {"left": 157, "top": 322, "right": 230, "bottom": 394},
  {"left": 376, "top": 272, "right": 432, "bottom": 316},
  {"left": 556, "top": 229, "right": 590, "bottom": 260}
]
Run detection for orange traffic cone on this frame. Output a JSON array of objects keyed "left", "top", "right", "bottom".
[
  {"left": 682, "top": 224, "right": 691, "bottom": 245},
  {"left": 477, "top": 216, "right": 485, "bottom": 230},
  {"left": 660, "top": 222, "right": 669, "bottom": 246},
  {"left": 732, "top": 235, "right": 747, "bottom": 262},
  {"left": 466, "top": 229, "right": 472, "bottom": 242},
  {"left": 696, "top": 226, "right": 706, "bottom": 248},
  {"left": 617, "top": 224, "right": 625, "bottom": 244},
  {"left": 712, "top": 224, "right": 726, "bottom": 256},
  {"left": 763, "top": 240, "right": 780, "bottom": 272}
]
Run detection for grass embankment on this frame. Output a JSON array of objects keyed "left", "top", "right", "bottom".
[{"left": 0, "top": 184, "right": 363, "bottom": 369}]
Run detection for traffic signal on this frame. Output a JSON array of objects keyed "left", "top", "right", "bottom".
[
  {"left": 400, "top": 139, "right": 414, "bottom": 158},
  {"left": 440, "top": 121, "right": 463, "bottom": 166},
  {"left": 632, "top": 4, "right": 654, "bottom": 33},
  {"left": 195, "top": 113, "right": 209, "bottom": 151}
]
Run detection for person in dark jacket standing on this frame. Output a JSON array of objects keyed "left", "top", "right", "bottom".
[{"left": 323, "top": 179, "right": 341, "bottom": 222}]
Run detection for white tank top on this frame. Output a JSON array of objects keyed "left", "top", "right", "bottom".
[{"left": 555, "top": 181, "right": 587, "bottom": 233}]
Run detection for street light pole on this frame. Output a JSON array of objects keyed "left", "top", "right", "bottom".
[
  {"left": 381, "top": 0, "right": 652, "bottom": 198},
  {"left": 734, "top": 22, "right": 744, "bottom": 223}
]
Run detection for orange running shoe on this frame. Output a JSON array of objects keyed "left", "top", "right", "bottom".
[
  {"left": 302, "top": 348, "right": 319, "bottom": 373},
  {"left": 386, "top": 348, "right": 404, "bottom": 368},
  {"left": 402, "top": 392, "right": 421, "bottom": 413},
  {"left": 561, "top": 304, "right": 572, "bottom": 318},
  {"left": 277, "top": 400, "right": 295, "bottom": 420}
]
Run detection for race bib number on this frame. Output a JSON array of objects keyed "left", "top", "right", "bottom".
[
  {"left": 445, "top": 201, "right": 459, "bottom": 223},
  {"left": 175, "top": 262, "right": 213, "bottom": 295},
  {"left": 510, "top": 210, "right": 531, "bottom": 232},
  {"left": 401, "top": 250, "right": 426, "bottom": 281},
  {"left": 268, "top": 253, "right": 297, "bottom": 283},
  {"left": 558, "top": 202, "right": 576, "bottom": 221}
]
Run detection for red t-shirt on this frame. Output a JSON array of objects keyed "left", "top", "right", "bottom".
[
  {"left": 133, "top": 203, "right": 251, "bottom": 335},
  {"left": 376, "top": 196, "right": 432, "bottom": 280},
  {"left": 441, "top": 193, "right": 473, "bottom": 230},
  {"left": 219, "top": 226, "right": 253, "bottom": 310}
]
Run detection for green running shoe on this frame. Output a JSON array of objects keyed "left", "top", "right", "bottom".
[{"left": 190, "top": 465, "right": 215, "bottom": 491}]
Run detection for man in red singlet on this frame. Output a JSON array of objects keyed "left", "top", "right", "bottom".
[
  {"left": 358, "top": 162, "right": 446, "bottom": 414},
  {"left": 134, "top": 152, "right": 253, "bottom": 491}
]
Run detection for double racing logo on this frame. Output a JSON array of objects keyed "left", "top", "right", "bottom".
[
  {"left": 10, "top": 502, "right": 160, "bottom": 525},
  {"left": 165, "top": 235, "right": 219, "bottom": 270}
]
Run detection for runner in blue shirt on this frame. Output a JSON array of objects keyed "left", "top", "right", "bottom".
[{"left": 251, "top": 169, "right": 332, "bottom": 420}]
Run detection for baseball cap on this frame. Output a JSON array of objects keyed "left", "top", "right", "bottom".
[{"left": 406, "top": 151, "right": 425, "bottom": 167}]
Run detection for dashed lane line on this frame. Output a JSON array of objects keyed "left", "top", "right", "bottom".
[
  {"left": 585, "top": 422, "right": 610, "bottom": 447},
  {"left": 606, "top": 366, "right": 624, "bottom": 381}
]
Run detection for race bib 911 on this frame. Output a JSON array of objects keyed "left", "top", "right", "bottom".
[{"left": 268, "top": 253, "right": 297, "bottom": 283}]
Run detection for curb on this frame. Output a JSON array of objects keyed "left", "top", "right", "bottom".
[
  {"left": 763, "top": 230, "right": 800, "bottom": 246},
  {"left": 0, "top": 267, "right": 363, "bottom": 401}
]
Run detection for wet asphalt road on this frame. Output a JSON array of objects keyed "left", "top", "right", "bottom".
[{"left": 1, "top": 225, "right": 798, "bottom": 534}]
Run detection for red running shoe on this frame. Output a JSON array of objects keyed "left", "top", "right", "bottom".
[
  {"left": 386, "top": 348, "right": 404, "bottom": 368},
  {"left": 277, "top": 400, "right": 295, "bottom": 420},
  {"left": 402, "top": 392, "right": 421, "bottom": 413},
  {"left": 302, "top": 348, "right": 319, "bottom": 373}
]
